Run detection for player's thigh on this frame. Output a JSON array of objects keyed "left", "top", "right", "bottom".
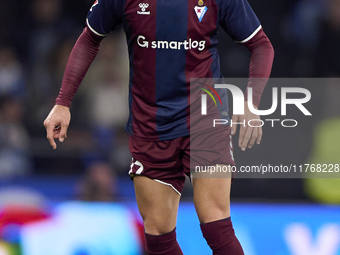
[
  {"left": 193, "top": 166, "right": 232, "bottom": 224},
  {"left": 134, "top": 175, "right": 181, "bottom": 235}
]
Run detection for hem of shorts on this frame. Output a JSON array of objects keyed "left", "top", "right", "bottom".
[
  {"left": 153, "top": 179, "right": 181, "bottom": 196},
  {"left": 129, "top": 174, "right": 181, "bottom": 196}
]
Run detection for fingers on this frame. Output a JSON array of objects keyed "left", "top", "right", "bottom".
[
  {"left": 53, "top": 126, "right": 61, "bottom": 139},
  {"left": 247, "top": 127, "right": 258, "bottom": 149},
  {"left": 44, "top": 120, "right": 57, "bottom": 150},
  {"left": 256, "top": 126, "right": 263, "bottom": 145},
  {"left": 240, "top": 125, "right": 252, "bottom": 151},
  {"left": 231, "top": 115, "right": 238, "bottom": 136},
  {"left": 58, "top": 123, "right": 68, "bottom": 142},
  {"left": 43, "top": 105, "right": 71, "bottom": 149},
  {"left": 235, "top": 101, "right": 263, "bottom": 151},
  {"left": 44, "top": 121, "right": 68, "bottom": 148},
  {"left": 239, "top": 126, "right": 262, "bottom": 151},
  {"left": 247, "top": 118, "right": 262, "bottom": 148},
  {"left": 238, "top": 120, "right": 246, "bottom": 149}
]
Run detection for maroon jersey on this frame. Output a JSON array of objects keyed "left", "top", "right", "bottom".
[{"left": 86, "top": 0, "right": 261, "bottom": 141}]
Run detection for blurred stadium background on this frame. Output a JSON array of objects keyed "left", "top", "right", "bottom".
[{"left": 0, "top": 0, "right": 340, "bottom": 254}]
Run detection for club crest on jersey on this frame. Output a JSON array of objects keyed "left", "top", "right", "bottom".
[
  {"left": 137, "top": 3, "right": 150, "bottom": 15},
  {"left": 90, "top": 0, "right": 98, "bottom": 11},
  {"left": 194, "top": 5, "right": 207, "bottom": 22}
]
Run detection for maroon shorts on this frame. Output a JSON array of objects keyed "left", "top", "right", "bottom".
[{"left": 128, "top": 126, "right": 235, "bottom": 195}]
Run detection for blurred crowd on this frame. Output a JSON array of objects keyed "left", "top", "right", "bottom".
[
  {"left": 0, "top": 0, "right": 340, "bottom": 202},
  {"left": 0, "top": 0, "right": 130, "bottom": 178}
]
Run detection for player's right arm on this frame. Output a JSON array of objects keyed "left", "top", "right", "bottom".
[
  {"left": 44, "top": 0, "right": 125, "bottom": 149},
  {"left": 44, "top": 27, "right": 104, "bottom": 149},
  {"left": 44, "top": 0, "right": 124, "bottom": 149}
]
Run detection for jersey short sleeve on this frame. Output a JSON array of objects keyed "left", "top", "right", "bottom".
[
  {"left": 217, "top": 0, "right": 261, "bottom": 43},
  {"left": 86, "top": 0, "right": 125, "bottom": 36}
]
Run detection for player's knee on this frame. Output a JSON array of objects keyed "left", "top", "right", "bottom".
[
  {"left": 196, "top": 202, "right": 230, "bottom": 224},
  {"left": 200, "top": 212, "right": 230, "bottom": 224},
  {"left": 144, "top": 217, "right": 176, "bottom": 235},
  {"left": 145, "top": 227, "right": 173, "bottom": 236},
  {"left": 139, "top": 206, "right": 177, "bottom": 234},
  {"left": 138, "top": 201, "right": 179, "bottom": 234}
]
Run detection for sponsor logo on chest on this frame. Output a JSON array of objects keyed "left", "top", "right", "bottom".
[{"left": 137, "top": 35, "right": 206, "bottom": 51}]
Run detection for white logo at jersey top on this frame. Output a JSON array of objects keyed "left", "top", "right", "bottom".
[
  {"left": 194, "top": 6, "right": 208, "bottom": 22},
  {"left": 90, "top": 0, "right": 98, "bottom": 11},
  {"left": 138, "top": 3, "right": 150, "bottom": 15}
]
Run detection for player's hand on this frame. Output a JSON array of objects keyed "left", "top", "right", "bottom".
[
  {"left": 231, "top": 101, "right": 262, "bottom": 151},
  {"left": 43, "top": 105, "right": 71, "bottom": 150}
]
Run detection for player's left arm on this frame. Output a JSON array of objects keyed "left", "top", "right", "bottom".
[
  {"left": 218, "top": 0, "right": 274, "bottom": 150},
  {"left": 230, "top": 29, "right": 274, "bottom": 150}
]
